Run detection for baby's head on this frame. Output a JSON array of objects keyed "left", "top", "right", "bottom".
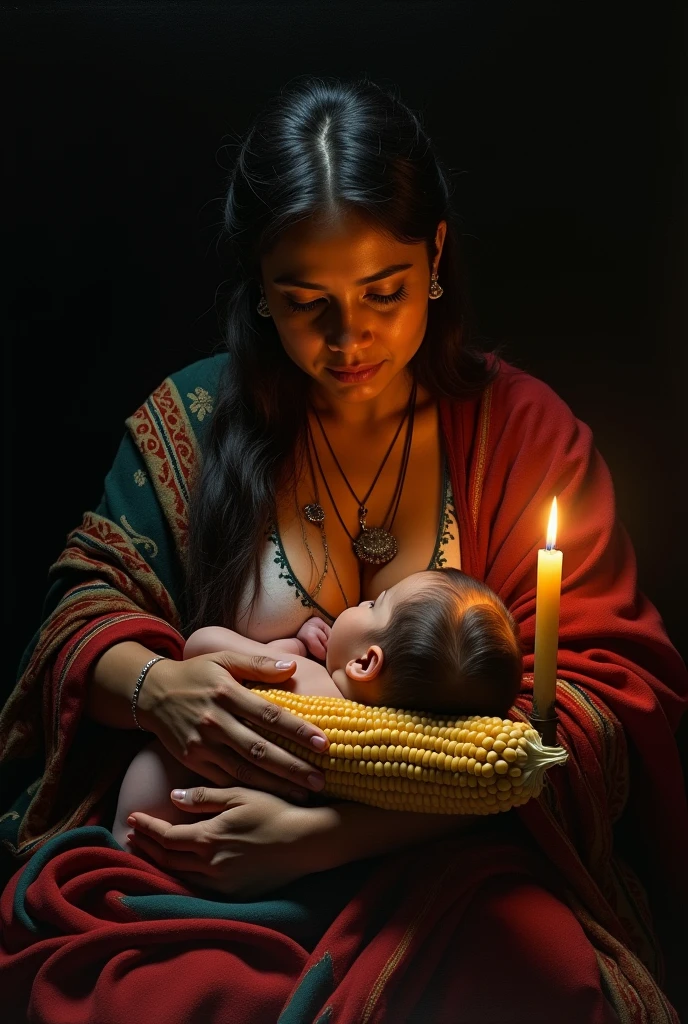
[{"left": 326, "top": 568, "right": 522, "bottom": 717}]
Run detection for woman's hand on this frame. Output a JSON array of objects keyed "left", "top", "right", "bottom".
[
  {"left": 125, "top": 786, "right": 325, "bottom": 899},
  {"left": 137, "top": 651, "right": 329, "bottom": 801}
]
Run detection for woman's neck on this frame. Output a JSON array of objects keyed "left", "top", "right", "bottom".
[{"left": 308, "top": 369, "right": 421, "bottom": 430}]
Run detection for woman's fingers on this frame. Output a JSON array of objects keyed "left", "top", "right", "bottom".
[
  {"left": 128, "top": 812, "right": 216, "bottom": 856},
  {"left": 128, "top": 828, "right": 210, "bottom": 873},
  {"left": 176, "top": 763, "right": 313, "bottom": 804},
  {"left": 197, "top": 717, "right": 326, "bottom": 794},
  {"left": 208, "top": 652, "right": 330, "bottom": 754}
]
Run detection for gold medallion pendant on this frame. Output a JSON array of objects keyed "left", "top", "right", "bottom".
[{"left": 353, "top": 525, "right": 398, "bottom": 565}]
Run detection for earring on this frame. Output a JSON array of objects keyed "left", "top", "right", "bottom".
[
  {"left": 257, "top": 286, "right": 272, "bottom": 318},
  {"left": 429, "top": 268, "right": 443, "bottom": 299}
]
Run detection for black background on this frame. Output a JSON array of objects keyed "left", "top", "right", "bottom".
[
  {"left": 3, "top": 4, "right": 686, "bottom": 704},
  {"left": 2, "top": 1, "right": 687, "bottom": 1015}
]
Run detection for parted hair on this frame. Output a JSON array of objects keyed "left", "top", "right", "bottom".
[
  {"left": 367, "top": 569, "right": 523, "bottom": 717},
  {"left": 184, "top": 75, "right": 503, "bottom": 635}
]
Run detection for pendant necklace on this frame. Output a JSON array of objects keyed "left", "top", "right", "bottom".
[
  {"left": 299, "top": 437, "right": 351, "bottom": 610},
  {"left": 304, "top": 379, "right": 417, "bottom": 566}
]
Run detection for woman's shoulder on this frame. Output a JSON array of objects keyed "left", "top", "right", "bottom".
[
  {"left": 485, "top": 354, "right": 581, "bottom": 430},
  {"left": 124, "top": 351, "right": 229, "bottom": 454},
  {"left": 441, "top": 353, "right": 588, "bottom": 463},
  {"left": 166, "top": 351, "right": 229, "bottom": 404}
]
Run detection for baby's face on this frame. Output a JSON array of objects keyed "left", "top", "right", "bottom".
[{"left": 326, "top": 571, "right": 432, "bottom": 698}]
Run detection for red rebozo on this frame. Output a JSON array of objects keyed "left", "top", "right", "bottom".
[{"left": 0, "top": 353, "right": 686, "bottom": 1023}]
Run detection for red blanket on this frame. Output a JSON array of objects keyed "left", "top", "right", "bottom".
[{"left": 1, "top": 354, "right": 686, "bottom": 1022}]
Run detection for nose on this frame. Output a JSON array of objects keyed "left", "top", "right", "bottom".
[
  {"left": 324, "top": 302, "right": 375, "bottom": 354},
  {"left": 326, "top": 331, "right": 374, "bottom": 355}
]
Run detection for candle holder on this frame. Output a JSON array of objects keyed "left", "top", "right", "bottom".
[{"left": 530, "top": 695, "right": 559, "bottom": 747}]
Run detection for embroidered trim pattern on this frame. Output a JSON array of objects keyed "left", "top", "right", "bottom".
[
  {"left": 267, "top": 527, "right": 334, "bottom": 621},
  {"left": 428, "top": 466, "right": 459, "bottom": 570},
  {"left": 470, "top": 381, "right": 493, "bottom": 534},
  {"left": 125, "top": 378, "right": 201, "bottom": 556},
  {"left": 268, "top": 528, "right": 315, "bottom": 609}
]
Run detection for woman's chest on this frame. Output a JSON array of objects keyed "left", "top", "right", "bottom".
[{"left": 272, "top": 403, "right": 461, "bottom": 620}]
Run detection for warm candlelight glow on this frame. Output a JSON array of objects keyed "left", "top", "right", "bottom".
[
  {"left": 532, "top": 495, "right": 563, "bottom": 745},
  {"left": 546, "top": 497, "right": 558, "bottom": 550}
]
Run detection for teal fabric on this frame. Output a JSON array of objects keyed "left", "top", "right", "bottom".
[
  {"left": 7, "top": 825, "right": 381, "bottom": 953},
  {"left": 277, "top": 952, "right": 335, "bottom": 1024}
]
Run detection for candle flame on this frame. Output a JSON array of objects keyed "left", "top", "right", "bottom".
[{"left": 546, "top": 497, "right": 558, "bottom": 550}]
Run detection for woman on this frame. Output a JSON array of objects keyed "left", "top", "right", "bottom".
[{"left": 1, "top": 75, "right": 686, "bottom": 1023}]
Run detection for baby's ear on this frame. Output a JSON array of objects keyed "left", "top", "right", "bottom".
[{"left": 346, "top": 645, "right": 384, "bottom": 681}]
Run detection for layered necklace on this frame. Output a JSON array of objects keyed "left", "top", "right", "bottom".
[
  {"left": 296, "top": 436, "right": 351, "bottom": 610},
  {"left": 302, "top": 379, "right": 418, "bottom": 570}
]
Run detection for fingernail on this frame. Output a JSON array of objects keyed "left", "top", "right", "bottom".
[
  {"left": 171, "top": 789, "right": 188, "bottom": 802},
  {"left": 126, "top": 833, "right": 136, "bottom": 842},
  {"left": 275, "top": 660, "right": 296, "bottom": 670},
  {"left": 308, "top": 772, "right": 325, "bottom": 791},
  {"left": 310, "top": 735, "right": 328, "bottom": 750},
  {"left": 126, "top": 816, "right": 136, "bottom": 826}
]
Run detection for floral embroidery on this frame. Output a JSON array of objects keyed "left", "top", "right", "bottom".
[
  {"left": 133, "top": 469, "right": 147, "bottom": 487},
  {"left": 186, "top": 386, "right": 214, "bottom": 421},
  {"left": 268, "top": 528, "right": 314, "bottom": 608},
  {"left": 119, "top": 515, "right": 159, "bottom": 558}
]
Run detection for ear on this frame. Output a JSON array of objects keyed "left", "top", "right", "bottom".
[{"left": 345, "top": 645, "right": 385, "bottom": 682}]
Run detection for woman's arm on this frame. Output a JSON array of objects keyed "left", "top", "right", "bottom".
[{"left": 86, "top": 640, "right": 171, "bottom": 730}]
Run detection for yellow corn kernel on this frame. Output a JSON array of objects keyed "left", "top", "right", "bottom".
[{"left": 249, "top": 689, "right": 568, "bottom": 815}]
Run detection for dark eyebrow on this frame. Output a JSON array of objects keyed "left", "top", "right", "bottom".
[{"left": 272, "top": 263, "right": 413, "bottom": 290}]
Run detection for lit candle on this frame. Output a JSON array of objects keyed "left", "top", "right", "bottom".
[{"left": 532, "top": 497, "right": 563, "bottom": 744}]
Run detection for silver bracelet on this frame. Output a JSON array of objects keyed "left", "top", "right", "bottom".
[{"left": 131, "top": 656, "right": 166, "bottom": 731}]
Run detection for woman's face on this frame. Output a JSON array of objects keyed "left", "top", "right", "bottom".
[{"left": 259, "top": 209, "right": 446, "bottom": 404}]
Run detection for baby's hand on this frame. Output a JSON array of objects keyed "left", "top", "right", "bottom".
[{"left": 296, "top": 617, "right": 331, "bottom": 661}]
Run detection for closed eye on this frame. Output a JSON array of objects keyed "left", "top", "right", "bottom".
[{"left": 286, "top": 285, "right": 408, "bottom": 314}]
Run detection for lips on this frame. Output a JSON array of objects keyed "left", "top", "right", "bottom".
[
  {"left": 325, "top": 361, "right": 385, "bottom": 384},
  {"left": 329, "top": 363, "right": 378, "bottom": 373}
]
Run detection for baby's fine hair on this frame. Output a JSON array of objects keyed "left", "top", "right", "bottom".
[{"left": 366, "top": 568, "right": 523, "bottom": 717}]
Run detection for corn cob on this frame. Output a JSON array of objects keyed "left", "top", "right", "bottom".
[{"left": 250, "top": 689, "right": 568, "bottom": 814}]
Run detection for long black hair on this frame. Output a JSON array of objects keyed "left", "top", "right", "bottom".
[{"left": 184, "top": 75, "right": 503, "bottom": 634}]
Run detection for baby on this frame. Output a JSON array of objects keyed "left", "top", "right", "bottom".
[{"left": 112, "top": 568, "right": 523, "bottom": 850}]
